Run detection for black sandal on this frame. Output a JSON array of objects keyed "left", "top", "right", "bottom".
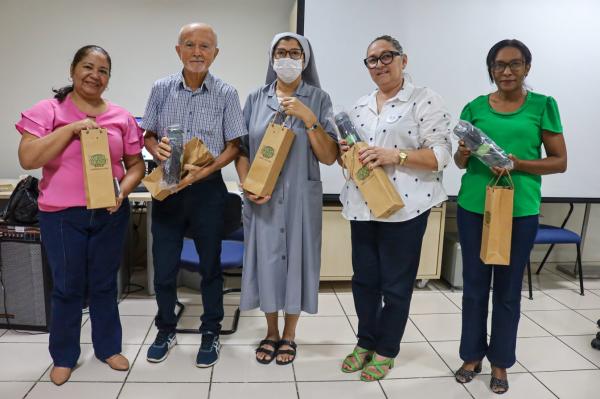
[
  {"left": 275, "top": 339, "right": 297, "bottom": 365},
  {"left": 490, "top": 376, "right": 509, "bottom": 394},
  {"left": 255, "top": 339, "right": 279, "bottom": 364},
  {"left": 454, "top": 361, "right": 482, "bottom": 384}
]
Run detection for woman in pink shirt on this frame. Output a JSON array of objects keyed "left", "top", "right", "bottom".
[{"left": 16, "top": 45, "right": 145, "bottom": 385}]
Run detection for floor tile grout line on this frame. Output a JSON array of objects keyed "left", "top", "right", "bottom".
[
  {"left": 376, "top": 379, "right": 389, "bottom": 399},
  {"left": 437, "top": 289, "right": 463, "bottom": 313},
  {"left": 333, "top": 289, "right": 358, "bottom": 337},
  {"left": 543, "top": 289, "right": 600, "bottom": 311},
  {"left": 206, "top": 364, "right": 214, "bottom": 399},
  {"left": 21, "top": 362, "right": 52, "bottom": 398},
  {"left": 570, "top": 308, "right": 600, "bottom": 324},
  {"left": 500, "top": 356, "right": 560, "bottom": 399},
  {"left": 406, "top": 314, "right": 458, "bottom": 378},
  {"left": 517, "top": 312, "right": 554, "bottom": 337},
  {"left": 291, "top": 361, "right": 300, "bottom": 399},
  {"left": 554, "top": 335, "right": 600, "bottom": 371},
  {"left": 587, "top": 289, "right": 600, "bottom": 298},
  {"left": 530, "top": 368, "right": 600, "bottom": 374},
  {"left": 412, "top": 285, "right": 573, "bottom": 398},
  {"left": 115, "top": 315, "right": 154, "bottom": 398}
]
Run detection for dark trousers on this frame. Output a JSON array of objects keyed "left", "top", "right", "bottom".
[
  {"left": 38, "top": 203, "right": 130, "bottom": 368},
  {"left": 457, "top": 205, "right": 538, "bottom": 368},
  {"left": 350, "top": 210, "right": 430, "bottom": 358},
  {"left": 151, "top": 176, "right": 226, "bottom": 334}
]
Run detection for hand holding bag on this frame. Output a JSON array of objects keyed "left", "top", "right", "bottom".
[{"left": 243, "top": 111, "right": 296, "bottom": 197}]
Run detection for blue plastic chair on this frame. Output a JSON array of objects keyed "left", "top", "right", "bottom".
[
  {"left": 174, "top": 193, "right": 244, "bottom": 335},
  {"left": 526, "top": 204, "right": 584, "bottom": 299}
]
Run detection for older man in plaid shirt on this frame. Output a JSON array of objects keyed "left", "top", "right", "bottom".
[{"left": 141, "top": 22, "right": 247, "bottom": 368}]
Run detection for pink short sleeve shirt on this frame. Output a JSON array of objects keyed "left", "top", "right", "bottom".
[{"left": 15, "top": 95, "right": 143, "bottom": 211}]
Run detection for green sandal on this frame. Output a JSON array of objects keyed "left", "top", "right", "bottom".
[
  {"left": 360, "top": 356, "right": 394, "bottom": 382},
  {"left": 341, "top": 347, "right": 373, "bottom": 373}
]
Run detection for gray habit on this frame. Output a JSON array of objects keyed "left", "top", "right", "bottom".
[{"left": 239, "top": 81, "right": 336, "bottom": 314}]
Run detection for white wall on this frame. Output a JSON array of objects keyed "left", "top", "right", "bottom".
[
  {"left": 305, "top": 0, "right": 600, "bottom": 199},
  {"left": 0, "top": 0, "right": 295, "bottom": 180},
  {"left": 303, "top": 0, "right": 600, "bottom": 263}
]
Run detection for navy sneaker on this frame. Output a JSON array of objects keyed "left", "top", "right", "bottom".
[
  {"left": 147, "top": 331, "right": 176, "bottom": 363},
  {"left": 196, "top": 332, "right": 221, "bottom": 367}
]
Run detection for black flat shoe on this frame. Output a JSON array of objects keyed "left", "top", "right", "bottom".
[
  {"left": 454, "top": 361, "right": 482, "bottom": 384},
  {"left": 255, "top": 339, "right": 279, "bottom": 364},
  {"left": 275, "top": 339, "right": 297, "bottom": 365}
]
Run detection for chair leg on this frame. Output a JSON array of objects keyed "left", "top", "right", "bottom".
[
  {"left": 535, "top": 244, "right": 556, "bottom": 275},
  {"left": 576, "top": 244, "right": 584, "bottom": 296},
  {"left": 221, "top": 288, "right": 241, "bottom": 335},
  {"left": 527, "top": 261, "right": 533, "bottom": 300},
  {"left": 175, "top": 301, "right": 185, "bottom": 321}
]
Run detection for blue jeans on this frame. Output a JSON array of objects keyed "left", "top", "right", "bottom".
[
  {"left": 38, "top": 203, "right": 130, "bottom": 368},
  {"left": 350, "top": 210, "right": 430, "bottom": 358},
  {"left": 151, "top": 176, "right": 226, "bottom": 334},
  {"left": 457, "top": 205, "right": 538, "bottom": 368}
]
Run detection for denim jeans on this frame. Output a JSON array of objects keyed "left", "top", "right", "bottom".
[
  {"left": 350, "top": 210, "right": 430, "bottom": 358},
  {"left": 38, "top": 202, "right": 130, "bottom": 368},
  {"left": 151, "top": 176, "right": 226, "bottom": 334},
  {"left": 457, "top": 205, "right": 538, "bottom": 368}
]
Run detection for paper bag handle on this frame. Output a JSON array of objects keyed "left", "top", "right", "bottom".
[
  {"left": 341, "top": 145, "right": 358, "bottom": 182},
  {"left": 271, "top": 109, "right": 292, "bottom": 128},
  {"left": 487, "top": 170, "right": 514, "bottom": 188}
]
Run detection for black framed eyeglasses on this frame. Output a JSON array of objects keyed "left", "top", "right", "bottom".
[
  {"left": 273, "top": 48, "right": 304, "bottom": 60},
  {"left": 492, "top": 60, "right": 526, "bottom": 73},
  {"left": 363, "top": 51, "right": 402, "bottom": 69}
]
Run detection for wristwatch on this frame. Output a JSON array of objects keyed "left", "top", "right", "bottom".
[
  {"left": 397, "top": 150, "right": 408, "bottom": 166},
  {"left": 306, "top": 122, "right": 319, "bottom": 132}
]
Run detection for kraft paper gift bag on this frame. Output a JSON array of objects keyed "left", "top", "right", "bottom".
[
  {"left": 480, "top": 173, "right": 514, "bottom": 265},
  {"left": 242, "top": 113, "right": 295, "bottom": 197},
  {"left": 81, "top": 128, "right": 116, "bottom": 209},
  {"left": 142, "top": 137, "right": 214, "bottom": 201},
  {"left": 341, "top": 142, "right": 404, "bottom": 219}
]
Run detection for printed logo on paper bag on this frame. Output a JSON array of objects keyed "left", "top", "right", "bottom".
[
  {"left": 89, "top": 154, "right": 108, "bottom": 168},
  {"left": 356, "top": 166, "right": 371, "bottom": 181},
  {"left": 261, "top": 146, "right": 275, "bottom": 159},
  {"left": 484, "top": 211, "right": 491, "bottom": 225}
]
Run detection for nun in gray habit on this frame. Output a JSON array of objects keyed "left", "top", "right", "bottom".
[{"left": 236, "top": 32, "right": 338, "bottom": 365}]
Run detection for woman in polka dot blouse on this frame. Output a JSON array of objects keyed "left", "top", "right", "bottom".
[{"left": 339, "top": 35, "right": 452, "bottom": 382}]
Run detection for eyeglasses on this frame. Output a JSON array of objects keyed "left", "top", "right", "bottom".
[
  {"left": 363, "top": 51, "right": 402, "bottom": 69},
  {"left": 492, "top": 60, "right": 526, "bottom": 73},
  {"left": 273, "top": 48, "right": 304, "bottom": 60}
]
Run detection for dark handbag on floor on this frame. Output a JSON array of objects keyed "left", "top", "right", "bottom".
[{"left": 2, "top": 176, "right": 39, "bottom": 224}]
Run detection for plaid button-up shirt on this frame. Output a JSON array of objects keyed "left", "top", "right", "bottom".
[{"left": 141, "top": 72, "right": 247, "bottom": 157}]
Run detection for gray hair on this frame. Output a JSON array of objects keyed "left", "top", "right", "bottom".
[{"left": 369, "top": 35, "right": 403, "bottom": 54}]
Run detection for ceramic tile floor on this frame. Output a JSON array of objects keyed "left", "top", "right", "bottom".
[{"left": 2, "top": 265, "right": 600, "bottom": 398}]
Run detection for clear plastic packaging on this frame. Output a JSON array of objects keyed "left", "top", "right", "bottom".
[
  {"left": 453, "top": 120, "right": 513, "bottom": 169},
  {"left": 331, "top": 111, "right": 362, "bottom": 146},
  {"left": 160, "top": 124, "right": 185, "bottom": 188}
]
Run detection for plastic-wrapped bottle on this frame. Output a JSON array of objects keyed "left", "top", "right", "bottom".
[
  {"left": 453, "top": 120, "right": 513, "bottom": 169},
  {"left": 334, "top": 112, "right": 362, "bottom": 146},
  {"left": 162, "top": 124, "right": 184, "bottom": 186}
]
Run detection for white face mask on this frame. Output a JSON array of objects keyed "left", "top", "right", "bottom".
[{"left": 273, "top": 58, "right": 302, "bottom": 83}]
